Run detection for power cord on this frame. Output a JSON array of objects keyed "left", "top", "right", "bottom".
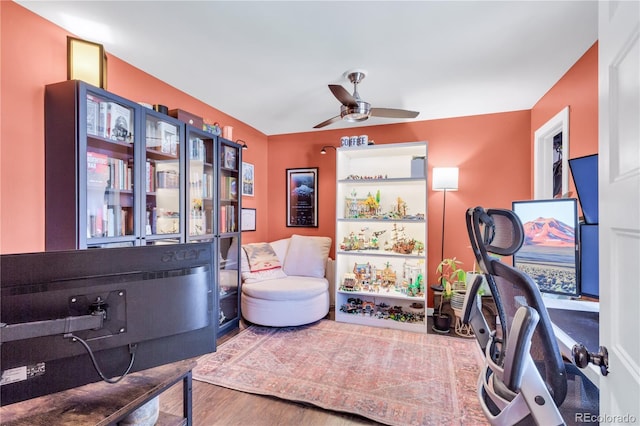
[{"left": 66, "top": 333, "right": 137, "bottom": 384}]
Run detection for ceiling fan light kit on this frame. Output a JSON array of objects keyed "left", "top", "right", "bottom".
[
  {"left": 313, "top": 69, "right": 419, "bottom": 129},
  {"left": 341, "top": 102, "right": 370, "bottom": 122}
]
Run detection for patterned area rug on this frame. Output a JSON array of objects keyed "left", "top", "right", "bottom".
[{"left": 193, "top": 320, "right": 487, "bottom": 425}]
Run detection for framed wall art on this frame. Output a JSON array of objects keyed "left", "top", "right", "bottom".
[
  {"left": 241, "top": 208, "right": 256, "bottom": 231},
  {"left": 286, "top": 167, "right": 318, "bottom": 227},
  {"left": 242, "top": 161, "right": 254, "bottom": 197}
]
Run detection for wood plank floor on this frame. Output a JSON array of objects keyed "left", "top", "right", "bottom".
[
  {"left": 159, "top": 380, "right": 380, "bottom": 425},
  {"left": 158, "top": 323, "right": 382, "bottom": 425}
]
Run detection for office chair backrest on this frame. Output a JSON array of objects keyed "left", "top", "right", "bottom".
[{"left": 466, "top": 206, "right": 568, "bottom": 406}]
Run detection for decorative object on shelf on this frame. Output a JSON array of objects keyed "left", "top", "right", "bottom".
[
  {"left": 222, "top": 125, "right": 233, "bottom": 140},
  {"left": 337, "top": 259, "right": 425, "bottom": 298},
  {"left": 152, "top": 104, "right": 168, "bottom": 115},
  {"left": 388, "top": 224, "right": 416, "bottom": 254},
  {"left": 203, "top": 121, "right": 222, "bottom": 136},
  {"left": 241, "top": 208, "right": 256, "bottom": 231},
  {"left": 241, "top": 162, "right": 254, "bottom": 196},
  {"left": 320, "top": 145, "right": 337, "bottom": 154},
  {"left": 223, "top": 146, "right": 237, "bottom": 169},
  {"left": 339, "top": 297, "right": 425, "bottom": 323},
  {"left": 168, "top": 109, "right": 203, "bottom": 128},
  {"left": 67, "top": 36, "right": 107, "bottom": 89},
  {"left": 286, "top": 167, "right": 318, "bottom": 227},
  {"left": 344, "top": 174, "right": 387, "bottom": 180},
  {"left": 411, "top": 156, "right": 426, "bottom": 178}
]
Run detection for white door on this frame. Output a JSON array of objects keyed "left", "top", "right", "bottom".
[{"left": 598, "top": 0, "right": 640, "bottom": 421}]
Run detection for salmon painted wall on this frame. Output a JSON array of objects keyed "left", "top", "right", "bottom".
[
  {"left": 267, "top": 111, "right": 533, "bottom": 299},
  {"left": 266, "top": 42, "right": 598, "bottom": 305},
  {"left": 1, "top": 2, "right": 599, "bottom": 308},
  {"left": 530, "top": 42, "right": 599, "bottom": 198},
  {"left": 0, "top": 2, "right": 268, "bottom": 253}
]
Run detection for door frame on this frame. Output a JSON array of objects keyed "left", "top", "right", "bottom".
[{"left": 533, "top": 106, "right": 569, "bottom": 199}]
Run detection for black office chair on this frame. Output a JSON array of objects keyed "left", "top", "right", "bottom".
[{"left": 461, "top": 206, "right": 599, "bottom": 425}]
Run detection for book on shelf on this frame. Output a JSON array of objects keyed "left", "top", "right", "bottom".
[
  {"left": 202, "top": 172, "right": 213, "bottom": 198},
  {"left": 99, "top": 101, "right": 132, "bottom": 142},
  {"left": 86, "top": 94, "right": 101, "bottom": 136},
  {"left": 219, "top": 205, "right": 236, "bottom": 233},
  {"left": 158, "top": 121, "right": 178, "bottom": 155},
  {"left": 189, "top": 137, "right": 205, "bottom": 161},
  {"left": 220, "top": 175, "right": 227, "bottom": 199},
  {"left": 107, "top": 157, "right": 133, "bottom": 190},
  {"left": 220, "top": 206, "right": 227, "bottom": 233},
  {"left": 229, "top": 177, "right": 238, "bottom": 200},
  {"left": 87, "top": 151, "right": 110, "bottom": 189},
  {"left": 223, "top": 146, "right": 237, "bottom": 169},
  {"left": 146, "top": 160, "right": 156, "bottom": 192},
  {"left": 107, "top": 102, "right": 132, "bottom": 142}
]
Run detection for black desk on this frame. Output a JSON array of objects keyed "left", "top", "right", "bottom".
[
  {"left": 547, "top": 308, "right": 599, "bottom": 352},
  {"left": 542, "top": 296, "right": 600, "bottom": 388}
]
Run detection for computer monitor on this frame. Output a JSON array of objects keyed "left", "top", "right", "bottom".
[
  {"left": 568, "top": 154, "right": 598, "bottom": 224},
  {"left": 1, "top": 243, "right": 216, "bottom": 406},
  {"left": 512, "top": 199, "right": 580, "bottom": 297}
]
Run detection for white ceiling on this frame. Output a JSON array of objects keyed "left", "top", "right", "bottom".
[{"left": 17, "top": 1, "right": 598, "bottom": 136}]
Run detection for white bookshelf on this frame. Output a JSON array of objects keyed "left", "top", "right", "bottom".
[{"left": 334, "top": 142, "right": 428, "bottom": 333}]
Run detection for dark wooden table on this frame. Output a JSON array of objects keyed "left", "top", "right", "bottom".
[{"left": 0, "top": 358, "right": 197, "bottom": 426}]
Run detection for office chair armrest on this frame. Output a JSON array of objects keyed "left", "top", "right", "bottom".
[
  {"left": 462, "top": 274, "right": 491, "bottom": 352},
  {"left": 503, "top": 306, "right": 539, "bottom": 392}
]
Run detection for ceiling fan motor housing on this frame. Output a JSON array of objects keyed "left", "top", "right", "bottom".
[{"left": 341, "top": 101, "right": 371, "bottom": 122}]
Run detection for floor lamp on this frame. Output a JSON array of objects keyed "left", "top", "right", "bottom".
[{"left": 432, "top": 167, "right": 459, "bottom": 286}]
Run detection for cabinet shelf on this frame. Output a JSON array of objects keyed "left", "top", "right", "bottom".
[
  {"left": 220, "top": 291, "right": 238, "bottom": 300},
  {"left": 338, "top": 177, "right": 425, "bottom": 185},
  {"left": 88, "top": 136, "right": 134, "bottom": 152},
  {"left": 334, "top": 311, "right": 426, "bottom": 333},
  {"left": 337, "top": 218, "right": 425, "bottom": 223},
  {"left": 146, "top": 148, "right": 180, "bottom": 161},
  {"left": 337, "top": 288, "right": 424, "bottom": 301},
  {"left": 336, "top": 250, "right": 425, "bottom": 260}
]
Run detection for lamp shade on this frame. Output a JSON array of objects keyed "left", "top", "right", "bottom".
[
  {"left": 432, "top": 167, "right": 459, "bottom": 191},
  {"left": 67, "top": 36, "right": 107, "bottom": 88}
]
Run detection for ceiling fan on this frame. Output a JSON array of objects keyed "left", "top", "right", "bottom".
[{"left": 313, "top": 69, "right": 419, "bottom": 129}]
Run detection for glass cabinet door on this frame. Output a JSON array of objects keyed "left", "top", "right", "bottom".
[
  {"left": 218, "top": 235, "right": 240, "bottom": 330},
  {"left": 218, "top": 140, "right": 240, "bottom": 234},
  {"left": 217, "top": 138, "right": 242, "bottom": 335},
  {"left": 85, "top": 90, "right": 136, "bottom": 248},
  {"left": 186, "top": 128, "right": 215, "bottom": 240},
  {"left": 143, "top": 110, "right": 184, "bottom": 244}
]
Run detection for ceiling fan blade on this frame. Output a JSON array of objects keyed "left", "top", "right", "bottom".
[
  {"left": 329, "top": 85, "right": 357, "bottom": 107},
  {"left": 370, "top": 107, "right": 419, "bottom": 119},
  {"left": 313, "top": 115, "right": 342, "bottom": 129}
]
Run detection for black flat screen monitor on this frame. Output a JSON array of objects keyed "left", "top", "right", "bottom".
[
  {"left": 568, "top": 154, "right": 598, "bottom": 224},
  {"left": 1, "top": 243, "right": 216, "bottom": 406},
  {"left": 512, "top": 199, "right": 580, "bottom": 297}
]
